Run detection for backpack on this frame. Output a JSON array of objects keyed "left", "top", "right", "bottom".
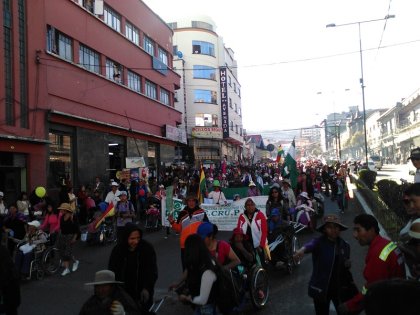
[{"left": 213, "top": 243, "right": 242, "bottom": 314}]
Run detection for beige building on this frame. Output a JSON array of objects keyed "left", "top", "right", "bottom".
[{"left": 169, "top": 16, "right": 244, "bottom": 166}]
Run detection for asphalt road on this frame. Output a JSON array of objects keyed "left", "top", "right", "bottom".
[{"left": 19, "top": 191, "right": 367, "bottom": 315}]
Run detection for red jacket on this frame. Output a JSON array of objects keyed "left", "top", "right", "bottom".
[
  {"left": 237, "top": 210, "right": 267, "bottom": 249},
  {"left": 346, "top": 235, "right": 405, "bottom": 312}
]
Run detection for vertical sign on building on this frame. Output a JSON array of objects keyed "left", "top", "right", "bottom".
[{"left": 220, "top": 67, "right": 229, "bottom": 138}]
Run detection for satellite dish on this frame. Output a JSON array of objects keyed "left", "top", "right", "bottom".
[
  {"left": 176, "top": 51, "right": 183, "bottom": 59},
  {"left": 266, "top": 144, "right": 275, "bottom": 152}
]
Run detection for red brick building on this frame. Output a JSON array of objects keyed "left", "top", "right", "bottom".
[{"left": 0, "top": 0, "right": 182, "bottom": 203}]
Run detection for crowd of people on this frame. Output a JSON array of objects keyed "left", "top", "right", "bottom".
[{"left": 2, "top": 152, "right": 420, "bottom": 315}]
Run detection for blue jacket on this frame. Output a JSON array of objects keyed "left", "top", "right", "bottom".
[{"left": 304, "top": 235, "right": 352, "bottom": 300}]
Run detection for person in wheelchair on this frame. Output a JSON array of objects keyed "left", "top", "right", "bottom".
[
  {"left": 14, "top": 220, "right": 47, "bottom": 279},
  {"left": 230, "top": 227, "right": 255, "bottom": 268}
]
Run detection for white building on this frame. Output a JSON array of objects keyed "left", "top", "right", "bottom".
[{"left": 169, "top": 16, "right": 244, "bottom": 166}]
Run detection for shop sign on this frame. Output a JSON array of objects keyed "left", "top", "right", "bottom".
[
  {"left": 165, "top": 125, "right": 187, "bottom": 144},
  {"left": 219, "top": 67, "right": 229, "bottom": 138},
  {"left": 192, "top": 127, "right": 222, "bottom": 138},
  {"left": 126, "top": 157, "right": 146, "bottom": 168}
]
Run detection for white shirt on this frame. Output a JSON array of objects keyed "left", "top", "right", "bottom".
[
  {"left": 105, "top": 190, "right": 120, "bottom": 206},
  {"left": 207, "top": 190, "right": 227, "bottom": 204}
]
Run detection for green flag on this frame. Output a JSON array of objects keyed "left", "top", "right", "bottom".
[{"left": 282, "top": 140, "right": 298, "bottom": 190}]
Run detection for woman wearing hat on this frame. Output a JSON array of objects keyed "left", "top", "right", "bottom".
[
  {"left": 80, "top": 269, "right": 140, "bottom": 315},
  {"left": 247, "top": 181, "right": 260, "bottom": 197},
  {"left": 293, "top": 215, "right": 357, "bottom": 315},
  {"left": 281, "top": 178, "right": 296, "bottom": 214},
  {"left": 57, "top": 203, "right": 81, "bottom": 276},
  {"left": 14, "top": 220, "right": 47, "bottom": 279}
]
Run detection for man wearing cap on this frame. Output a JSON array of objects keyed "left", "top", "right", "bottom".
[
  {"left": 408, "top": 147, "right": 420, "bottom": 183},
  {"left": 114, "top": 191, "right": 135, "bottom": 243},
  {"left": 168, "top": 194, "right": 209, "bottom": 270},
  {"left": 338, "top": 214, "right": 405, "bottom": 314},
  {"left": 105, "top": 182, "right": 121, "bottom": 206},
  {"left": 294, "top": 214, "right": 356, "bottom": 315},
  {"left": 80, "top": 270, "right": 140, "bottom": 315},
  {"left": 14, "top": 220, "right": 47, "bottom": 279},
  {"left": 206, "top": 180, "right": 227, "bottom": 205}
]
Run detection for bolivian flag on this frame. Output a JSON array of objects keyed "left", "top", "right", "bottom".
[
  {"left": 198, "top": 166, "right": 206, "bottom": 203},
  {"left": 95, "top": 203, "right": 115, "bottom": 229}
]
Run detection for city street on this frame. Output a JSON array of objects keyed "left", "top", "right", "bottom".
[
  {"left": 375, "top": 163, "right": 415, "bottom": 183},
  {"left": 19, "top": 192, "right": 368, "bottom": 315}
]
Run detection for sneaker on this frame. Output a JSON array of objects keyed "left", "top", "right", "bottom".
[
  {"left": 61, "top": 268, "right": 71, "bottom": 276},
  {"left": 72, "top": 260, "right": 79, "bottom": 272}
]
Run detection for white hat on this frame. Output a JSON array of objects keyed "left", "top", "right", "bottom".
[
  {"left": 408, "top": 218, "right": 420, "bottom": 239},
  {"left": 0, "top": 191, "right": 3, "bottom": 197},
  {"left": 111, "top": 181, "right": 119, "bottom": 186},
  {"left": 27, "top": 220, "right": 41, "bottom": 228},
  {"left": 159, "top": 184, "right": 165, "bottom": 188},
  {"left": 249, "top": 181, "right": 256, "bottom": 187},
  {"left": 85, "top": 270, "right": 123, "bottom": 286},
  {"left": 299, "top": 192, "right": 310, "bottom": 199}
]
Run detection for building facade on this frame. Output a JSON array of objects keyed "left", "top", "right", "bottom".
[
  {"left": 170, "top": 16, "right": 244, "bottom": 167},
  {"left": 0, "top": 0, "right": 183, "bottom": 203}
]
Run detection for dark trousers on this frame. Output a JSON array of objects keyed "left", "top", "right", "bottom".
[
  {"left": 313, "top": 296, "right": 340, "bottom": 315},
  {"left": 14, "top": 250, "right": 34, "bottom": 276}
]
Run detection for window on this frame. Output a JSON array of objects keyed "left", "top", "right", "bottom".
[
  {"left": 160, "top": 88, "right": 170, "bottom": 105},
  {"left": 125, "top": 21, "right": 139, "bottom": 45},
  {"left": 238, "top": 87, "right": 241, "bottom": 97},
  {"left": 238, "top": 106, "right": 241, "bottom": 116},
  {"left": 145, "top": 80, "right": 157, "bottom": 99},
  {"left": 144, "top": 36, "right": 155, "bottom": 56},
  {"left": 235, "top": 124, "right": 239, "bottom": 134},
  {"left": 193, "top": 65, "right": 216, "bottom": 80},
  {"left": 194, "top": 90, "right": 217, "bottom": 104},
  {"left": 79, "top": 44, "right": 100, "bottom": 74},
  {"left": 104, "top": 6, "right": 120, "bottom": 32},
  {"left": 240, "top": 128, "right": 243, "bottom": 136},
  {"left": 106, "top": 59, "right": 122, "bottom": 83},
  {"left": 234, "top": 103, "right": 238, "bottom": 113},
  {"left": 233, "top": 83, "right": 236, "bottom": 93},
  {"left": 229, "top": 98, "right": 233, "bottom": 108},
  {"left": 192, "top": 40, "right": 215, "bottom": 56},
  {"left": 127, "top": 70, "right": 140, "bottom": 92},
  {"left": 195, "top": 114, "right": 218, "bottom": 127},
  {"left": 173, "top": 45, "right": 178, "bottom": 55},
  {"left": 158, "top": 47, "right": 168, "bottom": 65},
  {"left": 167, "top": 22, "right": 177, "bottom": 30},
  {"left": 47, "top": 26, "right": 72, "bottom": 61},
  {"left": 191, "top": 21, "right": 213, "bottom": 31},
  {"left": 230, "top": 121, "right": 234, "bottom": 131},
  {"left": 228, "top": 76, "right": 231, "bottom": 86},
  {"left": 82, "top": 0, "right": 94, "bottom": 13},
  {"left": 48, "top": 131, "right": 73, "bottom": 189}
]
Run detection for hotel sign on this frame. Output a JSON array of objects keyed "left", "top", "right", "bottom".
[
  {"left": 219, "top": 67, "right": 229, "bottom": 138},
  {"left": 192, "top": 127, "right": 222, "bottom": 138}
]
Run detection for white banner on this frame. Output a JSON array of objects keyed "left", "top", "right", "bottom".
[{"left": 162, "top": 196, "right": 268, "bottom": 231}]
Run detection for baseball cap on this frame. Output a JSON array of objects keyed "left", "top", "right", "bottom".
[
  {"left": 197, "top": 222, "right": 214, "bottom": 239},
  {"left": 27, "top": 220, "right": 41, "bottom": 228}
]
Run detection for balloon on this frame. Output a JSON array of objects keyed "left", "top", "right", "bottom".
[{"left": 35, "top": 186, "right": 46, "bottom": 198}]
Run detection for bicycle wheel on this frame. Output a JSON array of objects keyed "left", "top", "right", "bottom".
[
  {"left": 43, "top": 247, "right": 61, "bottom": 275},
  {"left": 249, "top": 266, "right": 269, "bottom": 309}
]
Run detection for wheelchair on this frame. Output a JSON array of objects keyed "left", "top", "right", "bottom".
[
  {"left": 267, "top": 221, "right": 304, "bottom": 274},
  {"left": 14, "top": 235, "right": 61, "bottom": 280},
  {"left": 232, "top": 248, "right": 270, "bottom": 310}
]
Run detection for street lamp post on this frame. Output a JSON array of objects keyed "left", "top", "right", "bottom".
[{"left": 326, "top": 15, "right": 395, "bottom": 166}]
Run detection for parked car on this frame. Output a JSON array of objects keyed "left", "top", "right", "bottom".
[
  {"left": 361, "top": 160, "right": 377, "bottom": 172},
  {"left": 370, "top": 155, "right": 382, "bottom": 170}
]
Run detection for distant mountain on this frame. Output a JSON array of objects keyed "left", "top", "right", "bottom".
[{"left": 248, "top": 129, "right": 300, "bottom": 143}]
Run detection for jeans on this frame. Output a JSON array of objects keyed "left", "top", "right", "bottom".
[{"left": 194, "top": 304, "right": 217, "bottom": 315}]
